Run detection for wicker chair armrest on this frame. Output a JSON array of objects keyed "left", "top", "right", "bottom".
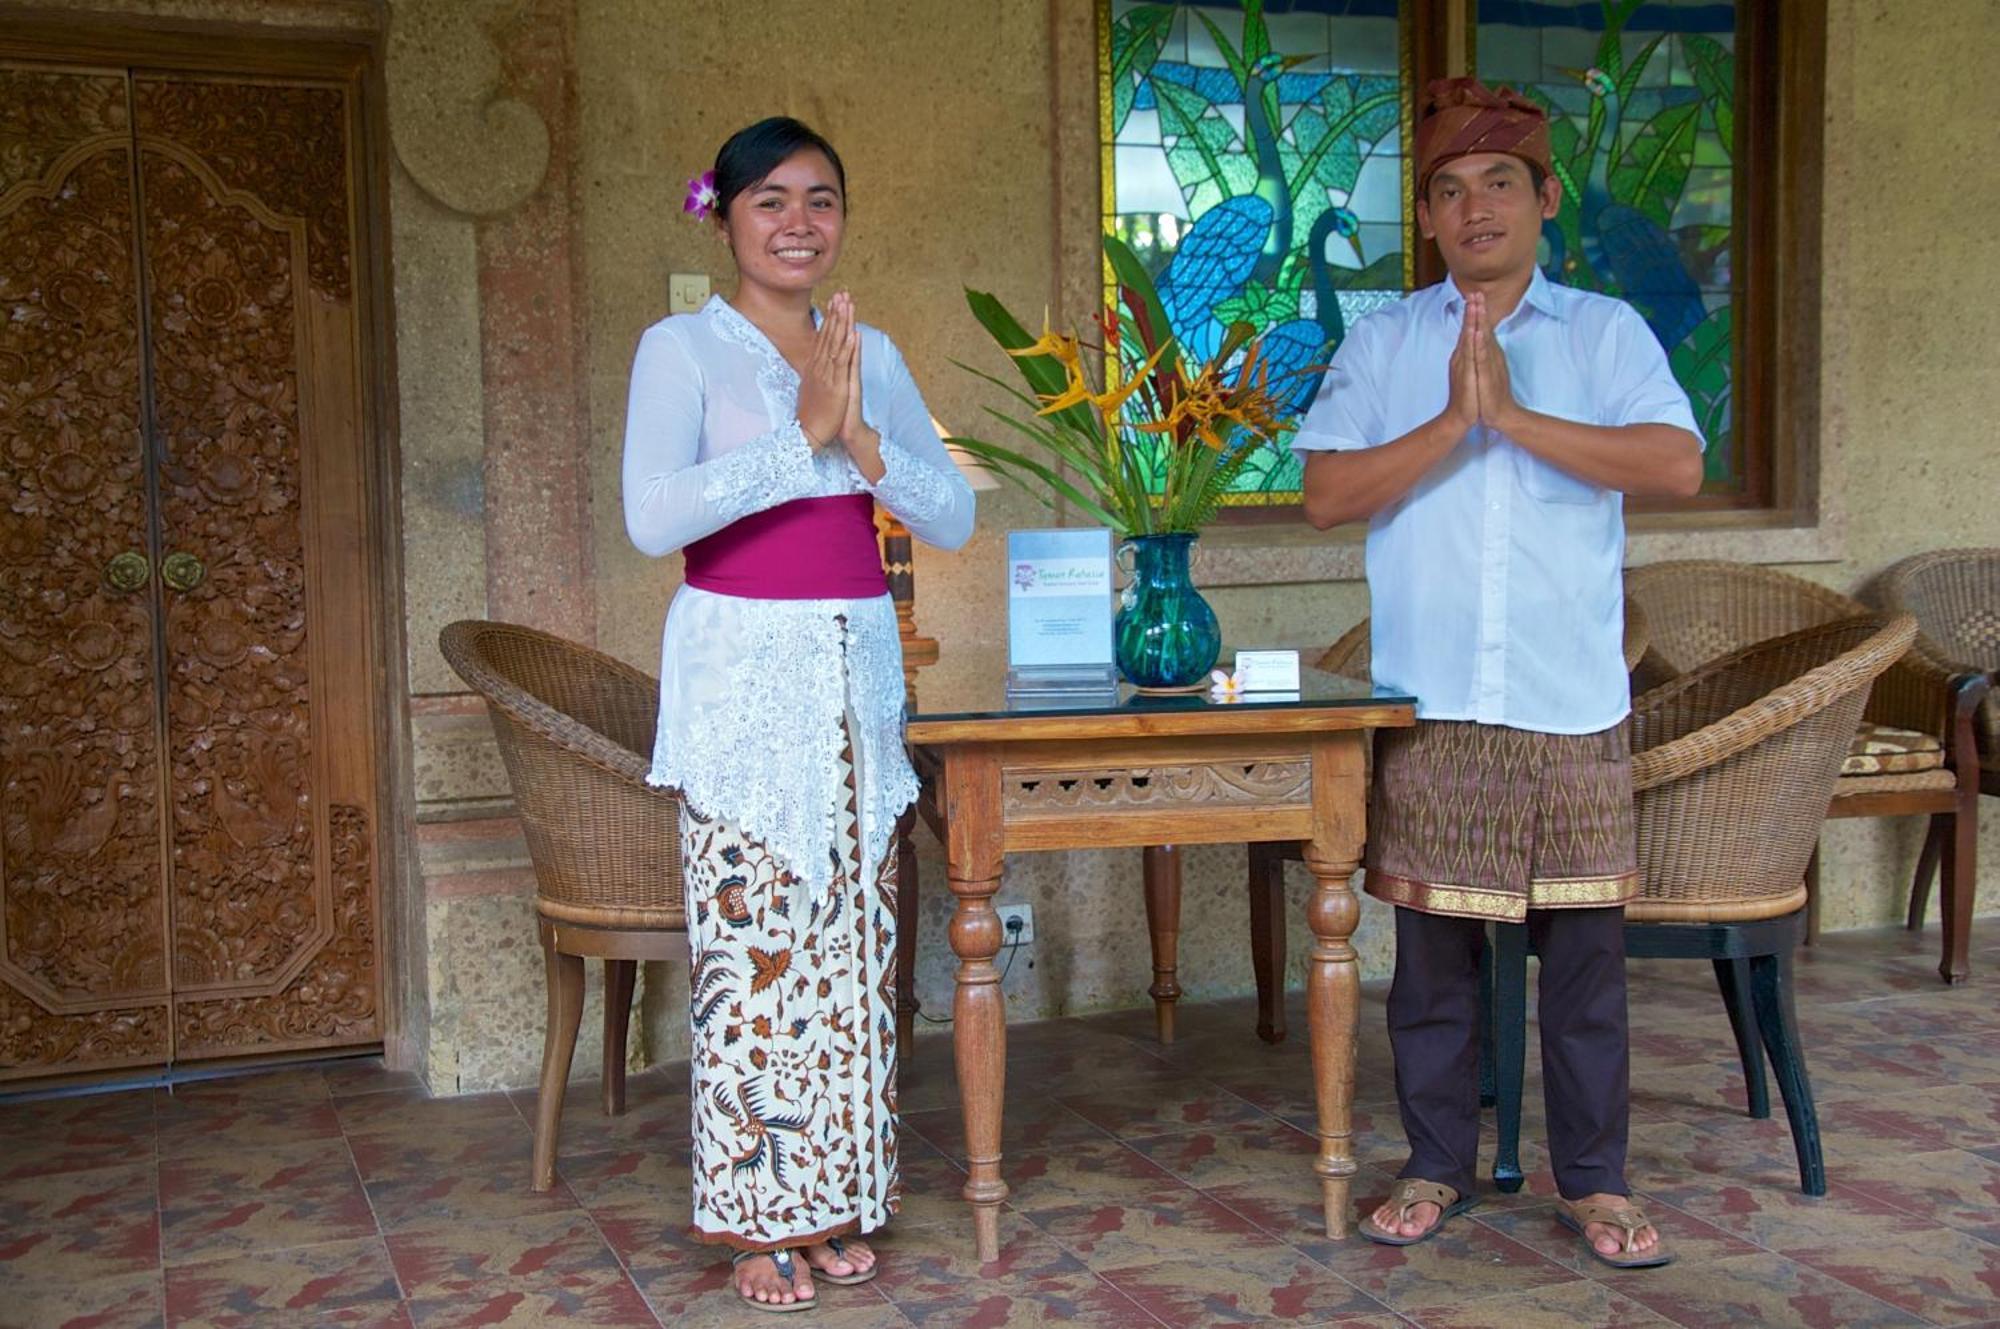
[
  {"left": 1631, "top": 615, "right": 1916, "bottom": 792},
  {"left": 1316, "top": 618, "right": 1371, "bottom": 682},
  {"left": 483, "top": 687, "right": 656, "bottom": 788},
  {"left": 1862, "top": 647, "right": 1956, "bottom": 736}
]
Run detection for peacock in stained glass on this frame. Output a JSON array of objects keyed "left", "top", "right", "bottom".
[{"left": 1547, "top": 66, "right": 1706, "bottom": 352}]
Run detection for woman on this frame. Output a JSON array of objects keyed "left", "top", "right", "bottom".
[{"left": 621, "top": 117, "right": 975, "bottom": 1312}]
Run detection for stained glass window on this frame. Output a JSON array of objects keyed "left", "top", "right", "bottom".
[
  {"left": 1104, "top": 0, "right": 1408, "bottom": 510},
  {"left": 1476, "top": 0, "right": 1739, "bottom": 492}
]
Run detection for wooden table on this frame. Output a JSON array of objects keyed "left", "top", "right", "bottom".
[{"left": 906, "top": 666, "right": 1414, "bottom": 1260}]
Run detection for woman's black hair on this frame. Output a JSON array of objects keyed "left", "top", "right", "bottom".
[{"left": 712, "top": 117, "right": 847, "bottom": 218}]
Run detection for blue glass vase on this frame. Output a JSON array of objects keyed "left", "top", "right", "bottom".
[{"left": 1114, "top": 533, "right": 1221, "bottom": 689}]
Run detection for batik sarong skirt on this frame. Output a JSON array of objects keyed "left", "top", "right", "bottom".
[
  {"left": 1363, "top": 719, "right": 1638, "bottom": 922},
  {"left": 679, "top": 735, "right": 900, "bottom": 1250}
]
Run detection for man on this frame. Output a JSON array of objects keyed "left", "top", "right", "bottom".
[{"left": 1294, "top": 77, "right": 1703, "bottom": 1267}]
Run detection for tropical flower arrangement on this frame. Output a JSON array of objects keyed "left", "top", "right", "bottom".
[{"left": 947, "top": 233, "right": 1307, "bottom": 538}]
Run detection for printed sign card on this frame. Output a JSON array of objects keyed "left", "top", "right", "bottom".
[{"left": 1006, "top": 528, "right": 1115, "bottom": 692}]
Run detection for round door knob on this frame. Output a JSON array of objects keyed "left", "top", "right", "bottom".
[
  {"left": 161, "top": 551, "right": 205, "bottom": 593},
  {"left": 105, "top": 550, "right": 151, "bottom": 593}
]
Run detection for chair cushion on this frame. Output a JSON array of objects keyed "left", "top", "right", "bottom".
[{"left": 1840, "top": 722, "right": 1944, "bottom": 776}]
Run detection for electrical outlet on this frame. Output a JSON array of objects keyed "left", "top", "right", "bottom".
[
  {"left": 668, "top": 271, "right": 711, "bottom": 314},
  {"left": 996, "top": 903, "right": 1034, "bottom": 946}
]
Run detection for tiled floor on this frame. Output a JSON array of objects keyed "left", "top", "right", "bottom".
[{"left": 4, "top": 923, "right": 1999, "bottom": 1328}]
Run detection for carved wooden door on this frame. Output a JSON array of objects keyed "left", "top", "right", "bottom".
[{"left": 0, "top": 64, "right": 382, "bottom": 1083}]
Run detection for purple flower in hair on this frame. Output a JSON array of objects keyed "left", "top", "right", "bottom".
[{"left": 683, "top": 170, "right": 718, "bottom": 221}]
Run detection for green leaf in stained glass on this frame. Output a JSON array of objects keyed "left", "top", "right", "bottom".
[
  {"left": 1682, "top": 34, "right": 1735, "bottom": 150},
  {"left": 1669, "top": 303, "right": 1733, "bottom": 480},
  {"left": 1111, "top": 6, "right": 1175, "bottom": 136},
  {"left": 1155, "top": 79, "right": 1252, "bottom": 211},
  {"left": 1609, "top": 101, "right": 1699, "bottom": 229}
]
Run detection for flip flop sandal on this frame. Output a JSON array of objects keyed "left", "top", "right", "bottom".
[
  {"left": 1556, "top": 1199, "right": 1676, "bottom": 1269},
  {"left": 809, "top": 1235, "right": 879, "bottom": 1286},
  {"left": 731, "top": 1248, "right": 813, "bottom": 1314},
  {"left": 1359, "top": 1178, "right": 1478, "bottom": 1246}
]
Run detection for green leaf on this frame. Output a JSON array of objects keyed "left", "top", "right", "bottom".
[
  {"left": 1610, "top": 101, "right": 1699, "bottom": 228},
  {"left": 1668, "top": 303, "right": 1732, "bottom": 463},
  {"left": 1102, "top": 232, "right": 1181, "bottom": 379},
  {"left": 1155, "top": 78, "right": 1244, "bottom": 210},
  {"left": 1110, "top": 5, "right": 1174, "bottom": 137},
  {"left": 1192, "top": 9, "right": 1249, "bottom": 96},
  {"left": 1682, "top": 34, "right": 1735, "bottom": 150},
  {"left": 1241, "top": 0, "right": 1270, "bottom": 68},
  {"left": 946, "top": 434, "right": 1125, "bottom": 530},
  {"left": 1616, "top": 32, "right": 1667, "bottom": 106},
  {"left": 961, "top": 287, "right": 1099, "bottom": 439}
]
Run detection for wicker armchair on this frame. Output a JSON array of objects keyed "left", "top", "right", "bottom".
[
  {"left": 1241, "top": 604, "right": 1651, "bottom": 1044},
  {"left": 1877, "top": 546, "right": 2000, "bottom": 793},
  {"left": 1627, "top": 560, "right": 1985, "bottom": 981},
  {"left": 437, "top": 620, "right": 684, "bottom": 1192},
  {"left": 1489, "top": 614, "right": 1919, "bottom": 1198}
]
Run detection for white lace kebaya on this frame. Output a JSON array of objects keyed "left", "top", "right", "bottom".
[{"left": 621, "top": 295, "right": 975, "bottom": 895}]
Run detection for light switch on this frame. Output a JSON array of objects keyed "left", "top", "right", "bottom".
[{"left": 668, "top": 272, "right": 711, "bottom": 314}]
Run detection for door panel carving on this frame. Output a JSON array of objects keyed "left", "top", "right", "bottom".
[
  {"left": 0, "top": 67, "right": 381, "bottom": 1081},
  {"left": 0, "top": 68, "right": 171, "bottom": 1080},
  {"left": 135, "top": 76, "right": 378, "bottom": 1052}
]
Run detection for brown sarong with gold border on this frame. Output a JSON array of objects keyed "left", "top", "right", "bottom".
[{"left": 1364, "top": 719, "right": 1637, "bottom": 922}]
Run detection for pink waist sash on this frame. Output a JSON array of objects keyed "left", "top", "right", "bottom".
[{"left": 684, "top": 494, "right": 887, "bottom": 600}]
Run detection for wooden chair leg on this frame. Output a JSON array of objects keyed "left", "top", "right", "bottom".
[
  {"left": 1476, "top": 930, "right": 1496, "bottom": 1108},
  {"left": 1749, "top": 943, "right": 1825, "bottom": 1196},
  {"left": 1802, "top": 844, "right": 1821, "bottom": 945},
  {"left": 602, "top": 958, "right": 637, "bottom": 1117},
  {"left": 1246, "top": 842, "right": 1287, "bottom": 1044},
  {"left": 1907, "top": 814, "right": 1943, "bottom": 931},
  {"left": 533, "top": 941, "right": 586, "bottom": 1192},
  {"left": 1143, "top": 845, "right": 1183, "bottom": 1044},
  {"left": 1712, "top": 957, "right": 1769, "bottom": 1119},
  {"left": 1491, "top": 922, "right": 1530, "bottom": 1194},
  {"left": 896, "top": 814, "right": 921, "bottom": 1062},
  {"left": 1940, "top": 797, "right": 1977, "bottom": 984}
]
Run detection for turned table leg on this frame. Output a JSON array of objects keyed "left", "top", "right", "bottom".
[
  {"left": 1143, "top": 845, "right": 1184, "bottom": 1044},
  {"left": 944, "top": 749, "right": 1007, "bottom": 1262},
  {"left": 1303, "top": 846, "right": 1362, "bottom": 1237}
]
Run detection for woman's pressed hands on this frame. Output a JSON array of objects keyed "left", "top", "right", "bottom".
[
  {"left": 796, "top": 292, "right": 856, "bottom": 449},
  {"left": 831, "top": 292, "right": 886, "bottom": 482}
]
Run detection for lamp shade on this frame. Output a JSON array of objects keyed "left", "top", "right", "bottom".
[{"left": 933, "top": 416, "right": 1001, "bottom": 491}]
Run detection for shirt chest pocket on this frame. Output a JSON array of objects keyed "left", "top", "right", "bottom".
[{"left": 1507, "top": 350, "right": 1606, "bottom": 505}]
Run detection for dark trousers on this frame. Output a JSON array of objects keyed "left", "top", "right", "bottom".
[{"left": 1388, "top": 904, "right": 1630, "bottom": 1200}]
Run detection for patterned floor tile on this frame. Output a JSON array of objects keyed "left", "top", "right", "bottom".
[
  {"left": 390, "top": 1210, "right": 656, "bottom": 1327},
  {"left": 628, "top": 1245, "right": 907, "bottom": 1328},
  {"left": 1059, "top": 1078, "right": 1275, "bottom": 1139},
  {"left": 1642, "top": 1178, "right": 1937, "bottom": 1252},
  {"left": 1784, "top": 1224, "right": 2000, "bottom": 1327},
  {"left": 890, "top": 1271, "right": 1163, "bottom": 1328},
  {"left": 0, "top": 1092, "right": 156, "bottom": 1182},
  {"left": 1825, "top": 1145, "right": 2000, "bottom": 1244},
  {"left": 161, "top": 1236, "right": 405, "bottom": 1328},
  {"left": 506, "top": 1075, "right": 690, "bottom": 1157},
  {"left": 884, "top": 1134, "right": 974, "bottom": 1233},
  {"left": 1300, "top": 1213, "right": 1583, "bottom": 1313},
  {"left": 320, "top": 1057, "right": 426, "bottom": 1100},
  {"left": 1402, "top": 1276, "right": 1675, "bottom": 1328},
  {"left": 1610, "top": 1249, "right": 1934, "bottom": 1328},
  {"left": 333, "top": 1088, "right": 525, "bottom": 1145},
  {"left": 1095, "top": 1243, "right": 1394, "bottom": 1326},
  {"left": 155, "top": 1096, "right": 345, "bottom": 1162},
  {"left": 1028, "top": 1178, "right": 1273, "bottom": 1268},
  {"left": 1000, "top": 1136, "right": 1185, "bottom": 1219},
  {"left": 0, "top": 1161, "right": 160, "bottom": 1285},
  {"left": 0, "top": 1270, "right": 164, "bottom": 1329},
  {"left": 353, "top": 1131, "right": 581, "bottom": 1233},
  {"left": 159, "top": 1139, "right": 375, "bottom": 1262},
  {"left": 902, "top": 1096, "right": 1110, "bottom": 1167},
  {"left": 870, "top": 1209, "right": 1089, "bottom": 1299},
  {"left": 1119, "top": 1116, "right": 1322, "bottom": 1191},
  {"left": 553, "top": 1141, "right": 693, "bottom": 1212},
  {"left": 1847, "top": 1082, "right": 2000, "bottom": 1151},
  {"left": 1468, "top": 1196, "right": 1759, "bottom": 1277}
]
